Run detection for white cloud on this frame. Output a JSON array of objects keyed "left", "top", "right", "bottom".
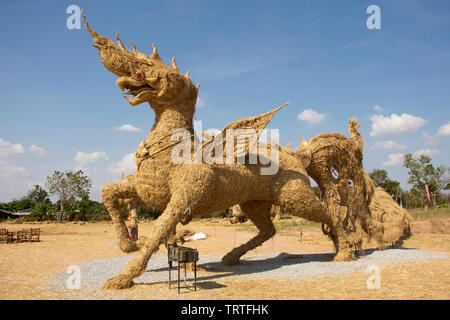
[
  {"left": 297, "top": 109, "right": 327, "bottom": 125},
  {"left": 74, "top": 151, "right": 108, "bottom": 165},
  {"left": 382, "top": 153, "right": 405, "bottom": 167},
  {"left": 370, "top": 113, "right": 427, "bottom": 137},
  {"left": 413, "top": 148, "right": 444, "bottom": 157},
  {"left": 30, "top": 144, "right": 46, "bottom": 156},
  {"left": 421, "top": 132, "right": 440, "bottom": 146},
  {"left": 0, "top": 138, "right": 25, "bottom": 156},
  {"left": 373, "top": 105, "right": 384, "bottom": 112},
  {"left": 372, "top": 140, "right": 407, "bottom": 150},
  {"left": 109, "top": 153, "right": 136, "bottom": 178},
  {"left": 196, "top": 95, "right": 207, "bottom": 108},
  {"left": 116, "top": 124, "right": 142, "bottom": 132},
  {"left": 0, "top": 165, "right": 29, "bottom": 177},
  {"left": 437, "top": 121, "right": 450, "bottom": 136}
]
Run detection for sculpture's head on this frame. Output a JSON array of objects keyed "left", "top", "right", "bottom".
[
  {"left": 304, "top": 119, "right": 373, "bottom": 237},
  {"left": 369, "top": 187, "right": 412, "bottom": 246},
  {"left": 82, "top": 11, "right": 199, "bottom": 110}
]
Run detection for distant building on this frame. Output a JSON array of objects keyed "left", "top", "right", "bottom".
[{"left": 0, "top": 208, "right": 32, "bottom": 220}]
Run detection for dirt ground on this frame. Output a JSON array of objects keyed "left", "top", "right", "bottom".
[{"left": 0, "top": 217, "right": 449, "bottom": 300}]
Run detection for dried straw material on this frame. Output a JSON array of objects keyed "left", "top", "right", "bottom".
[
  {"left": 83, "top": 13, "right": 334, "bottom": 289},
  {"left": 305, "top": 119, "right": 411, "bottom": 258},
  {"left": 369, "top": 187, "right": 412, "bottom": 247},
  {"left": 83, "top": 14, "right": 412, "bottom": 287},
  {"left": 228, "top": 204, "right": 281, "bottom": 224}
]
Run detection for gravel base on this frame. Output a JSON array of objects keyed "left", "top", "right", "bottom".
[{"left": 44, "top": 249, "right": 449, "bottom": 298}]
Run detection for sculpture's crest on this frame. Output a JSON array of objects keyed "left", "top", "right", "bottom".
[{"left": 82, "top": 11, "right": 199, "bottom": 109}]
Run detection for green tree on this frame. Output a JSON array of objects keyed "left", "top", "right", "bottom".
[
  {"left": 26, "top": 185, "right": 50, "bottom": 205},
  {"left": 0, "top": 197, "right": 33, "bottom": 212},
  {"left": 403, "top": 154, "right": 449, "bottom": 207},
  {"left": 368, "top": 169, "right": 400, "bottom": 196},
  {"left": 46, "top": 170, "right": 92, "bottom": 221},
  {"left": 403, "top": 154, "right": 447, "bottom": 193}
]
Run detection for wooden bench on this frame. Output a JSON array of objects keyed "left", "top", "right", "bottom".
[
  {"left": 16, "top": 230, "right": 26, "bottom": 243},
  {"left": 6, "top": 231, "right": 15, "bottom": 244},
  {"left": 31, "top": 228, "right": 40, "bottom": 242},
  {"left": 0, "top": 228, "right": 7, "bottom": 244},
  {"left": 0, "top": 229, "right": 15, "bottom": 244},
  {"left": 0, "top": 228, "right": 40, "bottom": 244}
]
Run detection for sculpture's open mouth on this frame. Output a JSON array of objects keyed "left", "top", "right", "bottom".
[
  {"left": 121, "top": 84, "right": 155, "bottom": 98},
  {"left": 117, "top": 77, "right": 156, "bottom": 106}
]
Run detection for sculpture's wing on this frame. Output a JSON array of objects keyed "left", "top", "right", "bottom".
[{"left": 194, "top": 103, "right": 288, "bottom": 162}]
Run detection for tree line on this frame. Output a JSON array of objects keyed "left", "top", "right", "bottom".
[
  {"left": 369, "top": 153, "right": 449, "bottom": 209},
  {"left": 0, "top": 170, "right": 161, "bottom": 222}
]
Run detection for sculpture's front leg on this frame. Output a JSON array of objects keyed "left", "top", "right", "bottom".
[
  {"left": 102, "top": 176, "right": 147, "bottom": 253},
  {"left": 103, "top": 195, "right": 186, "bottom": 290}
]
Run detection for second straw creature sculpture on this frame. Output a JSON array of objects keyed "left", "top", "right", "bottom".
[
  {"left": 81, "top": 13, "right": 348, "bottom": 290},
  {"left": 304, "top": 119, "right": 412, "bottom": 258}
]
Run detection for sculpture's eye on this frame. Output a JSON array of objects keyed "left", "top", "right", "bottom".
[
  {"left": 136, "top": 72, "right": 142, "bottom": 79},
  {"left": 330, "top": 166, "right": 339, "bottom": 180},
  {"left": 347, "top": 179, "right": 354, "bottom": 188}
]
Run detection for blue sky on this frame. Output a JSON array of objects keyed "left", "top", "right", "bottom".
[{"left": 0, "top": 0, "right": 449, "bottom": 202}]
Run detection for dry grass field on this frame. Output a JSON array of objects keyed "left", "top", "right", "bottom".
[{"left": 0, "top": 214, "right": 449, "bottom": 300}]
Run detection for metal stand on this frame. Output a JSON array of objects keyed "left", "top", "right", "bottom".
[{"left": 168, "top": 244, "right": 198, "bottom": 293}]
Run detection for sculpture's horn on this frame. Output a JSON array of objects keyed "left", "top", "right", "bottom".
[
  {"left": 196, "top": 82, "right": 201, "bottom": 91},
  {"left": 115, "top": 33, "right": 129, "bottom": 52},
  {"left": 348, "top": 118, "right": 364, "bottom": 153},
  {"left": 81, "top": 10, "right": 99, "bottom": 40},
  {"left": 185, "top": 70, "right": 191, "bottom": 79},
  {"left": 82, "top": 10, "right": 133, "bottom": 76},
  {"left": 151, "top": 43, "right": 161, "bottom": 60},
  {"left": 294, "top": 136, "right": 312, "bottom": 168},
  {"left": 171, "top": 57, "right": 180, "bottom": 72},
  {"left": 131, "top": 41, "right": 137, "bottom": 52}
]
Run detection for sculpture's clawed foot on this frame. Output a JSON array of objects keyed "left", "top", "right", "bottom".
[
  {"left": 333, "top": 249, "right": 357, "bottom": 262},
  {"left": 221, "top": 253, "right": 241, "bottom": 265},
  {"left": 103, "top": 274, "right": 134, "bottom": 290}
]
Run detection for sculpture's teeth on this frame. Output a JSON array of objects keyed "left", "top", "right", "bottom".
[{"left": 124, "top": 96, "right": 137, "bottom": 106}]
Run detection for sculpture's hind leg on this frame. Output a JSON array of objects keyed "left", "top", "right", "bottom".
[
  {"left": 102, "top": 176, "right": 146, "bottom": 253},
  {"left": 222, "top": 201, "right": 275, "bottom": 265},
  {"left": 274, "top": 175, "right": 355, "bottom": 261},
  {"left": 324, "top": 208, "right": 357, "bottom": 261},
  {"left": 103, "top": 195, "right": 187, "bottom": 289}
]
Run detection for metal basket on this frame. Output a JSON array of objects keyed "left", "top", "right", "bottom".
[{"left": 168, "top": 245, "right": 199, "bottom": 262}]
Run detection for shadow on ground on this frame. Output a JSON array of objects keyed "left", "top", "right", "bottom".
[{"left": 145, "top": 248, "right": 413, "bottom": 286}]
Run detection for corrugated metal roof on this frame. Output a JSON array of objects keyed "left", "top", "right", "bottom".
[{"left": 0, "top": 209, "right": 32, "bottom": 216}]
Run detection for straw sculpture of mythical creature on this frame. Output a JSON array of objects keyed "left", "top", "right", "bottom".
[
  {"left": 303, "top": 119, "right": 412, "bottom": 259},
  {"left": 81, "top": 13, "right": 364, "bottom": 290},
  {"left": 226, "top": 121, "right": 411, "bottom": 257}
]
